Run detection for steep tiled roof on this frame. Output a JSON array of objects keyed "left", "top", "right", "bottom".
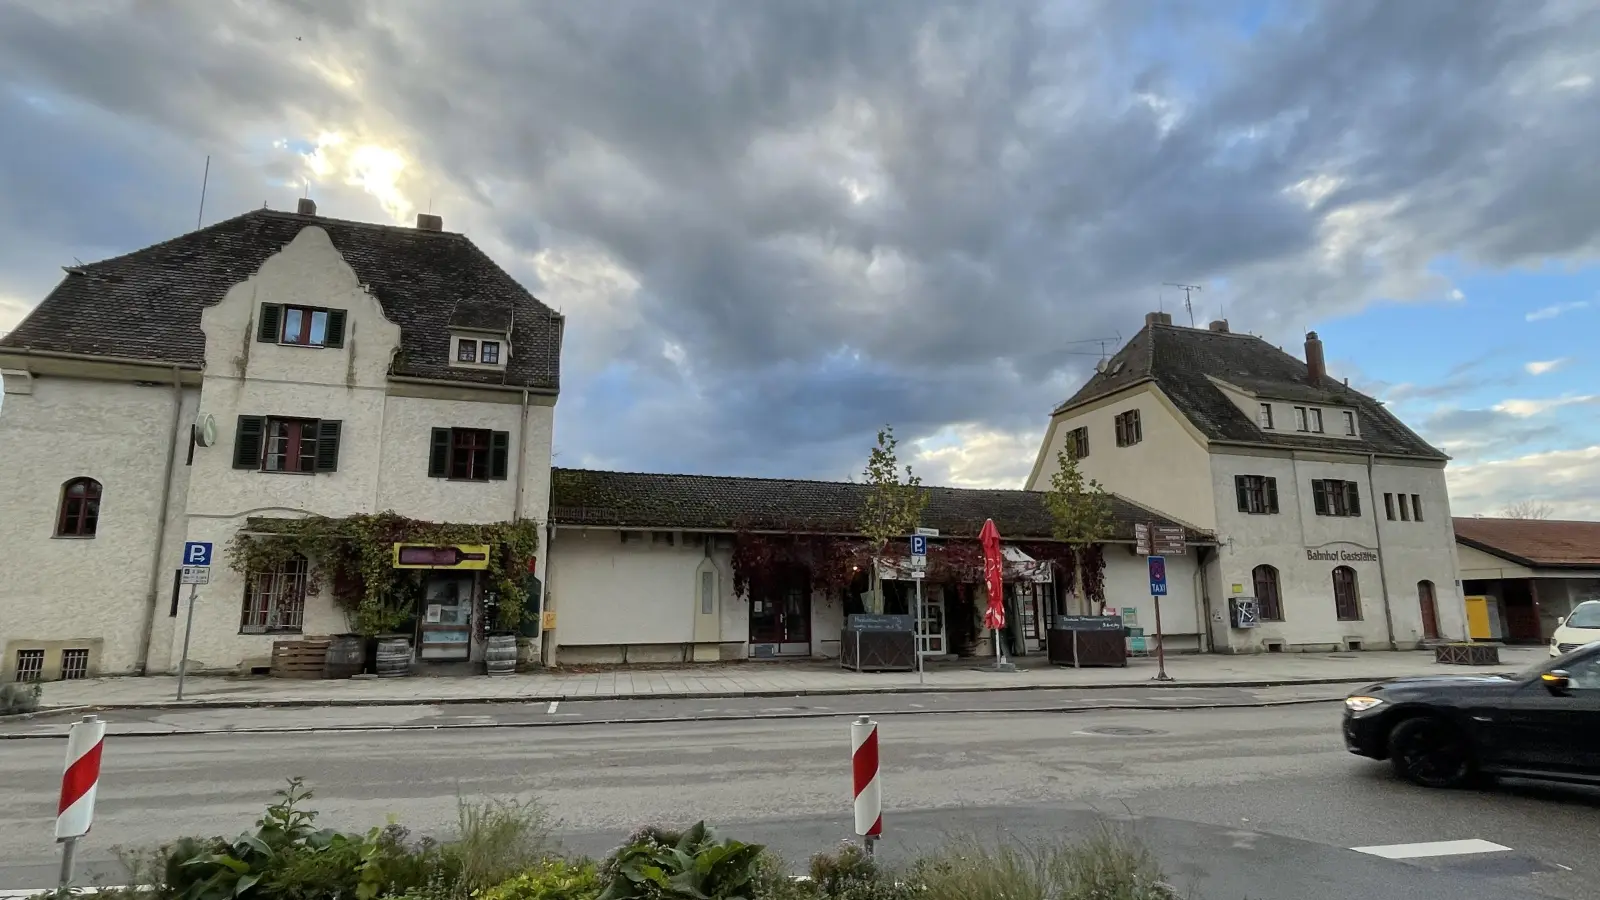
[
  {"left": 1055, "top": 323, "right": 1443, "bottom": 459},
  {"left": 0, "top": 209, "right": 562, "bottom": 390},
  {"left": 1453, "top": 517, "right": 1600, "bottom": 569},
  {"left": 550, "top": 467, "right": 1210, "bottom": 543}
]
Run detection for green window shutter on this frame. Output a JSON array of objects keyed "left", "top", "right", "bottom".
[
  {"left": 1265, "top": 478, "right": 1279, "bottom": 514},
  {"left": 1345, "top": 482, "right": 1361, "bottom": 517},
  {"left": 233, "top": 416, "right": 266, "bottom": 469},
  {"left": 489, "top": 431, "right": 511, "bottom": 480},
  {"left": 324, "top": 309, "right": 347, "bottom": 348},
  {"left": 1312, "top": 481, "right": 1329, "bottom": 516},
  {"left": 1235, "top": 476, "right": 1249, "bottom": 512},
  {"left": 429, "top": 428, "right": 452, "bottom": 478},
  {"left": 314, "top": 420, "right": 342, "bottom": 472},
  {"left": 256, "top": 305, "right": 282, "bottom": 343}
]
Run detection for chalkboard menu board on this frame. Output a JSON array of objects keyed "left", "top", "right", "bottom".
[
  {"left": 846, "top": 614, "right": 914, "bottom": 632},
  {"left": 1052, "top": 615, "right": 1125, "bottom": 632}
]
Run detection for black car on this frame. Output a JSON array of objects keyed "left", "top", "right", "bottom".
[{"left": 1343, "top": 642, "right": 1600, "bottom": 788}]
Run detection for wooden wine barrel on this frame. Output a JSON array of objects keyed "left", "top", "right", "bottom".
[
  {"left": 484, "top": 633, "right": 518, "bottom": 676},
  {"left": 324, "top": 634, "right": 364, "bottom": 679},
  {"left": 375, "top": 636, "right": 413, "bottom": 678}
]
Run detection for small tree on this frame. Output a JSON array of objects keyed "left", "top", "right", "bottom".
[
  {"left": 1043, "top": 449, "right": 1114, "bottom": 614},
  {"left": 858, "top": 425, "right": 928, "bottom": 614},
  {"left": 1502, "top": 500, "right": 1555, "bottom": 520}
]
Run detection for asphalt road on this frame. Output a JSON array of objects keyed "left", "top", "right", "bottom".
[{"left": 3, "top": 704, "right": 1596, "bottom": 899}]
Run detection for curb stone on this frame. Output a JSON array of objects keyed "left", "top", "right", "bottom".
[
  {"left": 0, "top": 696, "right": 1343, "bottom": 740},
  {"left": 29, "top": 673, "right": 1398, "bottom": 715}
]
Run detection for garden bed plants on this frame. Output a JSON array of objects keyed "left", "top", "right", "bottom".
[{"left": 62, "top": 779, "right": 1177, "bottom": 900}]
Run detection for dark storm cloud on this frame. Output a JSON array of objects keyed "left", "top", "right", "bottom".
[{"left": 2, "top": 0, "right": 1599, "bottom": 481}]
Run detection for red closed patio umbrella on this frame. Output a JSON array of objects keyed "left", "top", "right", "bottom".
[{"left": 979, "top": 519, "right": 1009, "bottom": 667}]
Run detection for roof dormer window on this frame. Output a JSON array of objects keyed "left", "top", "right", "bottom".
[{"left": 451, "top": 334, "right": 506, "bottom": 368}]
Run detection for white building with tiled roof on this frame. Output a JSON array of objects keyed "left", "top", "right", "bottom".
[
  {"left": 1027, "top": 312, "right": 1467, "bottom": 653},
  {"left": 0, "top": 202, "right": 562, "bottom": 679}
]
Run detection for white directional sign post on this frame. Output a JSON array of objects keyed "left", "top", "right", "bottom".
[
  {"left": 176, "top": 541, "right": 213, "bottom": 700},
  {"left": 908, "top": 533, "right": 928, "bottom": 684}
]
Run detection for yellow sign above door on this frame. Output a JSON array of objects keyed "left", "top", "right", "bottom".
[{"left": 392, "top": 543, "right": 492, "bottom": 570}]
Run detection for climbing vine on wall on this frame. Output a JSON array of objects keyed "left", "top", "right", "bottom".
[
  {"left": 226, "top": 512, "right": 540, "bottom": 636},
  {"left": 728, "top": 532, "right": 1016, "bottom": 598}
]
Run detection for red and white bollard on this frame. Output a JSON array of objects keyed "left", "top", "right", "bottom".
[
  {"left": 851, "top": 715, "right": 882, "bottom": 853},
  {"left": 55, "top": 714, "right": 106, "bottom": 894}
]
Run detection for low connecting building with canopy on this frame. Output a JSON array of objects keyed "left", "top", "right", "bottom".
[{"left": 542, "top": 468, "right": 1212, "bottom": 666}]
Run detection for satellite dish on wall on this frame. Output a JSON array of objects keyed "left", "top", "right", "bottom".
[{"left": 194, "top": 413, "right": 218, "bottom": 448}]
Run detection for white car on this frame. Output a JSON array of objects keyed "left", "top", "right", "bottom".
[{"left": 1550, "top": 600, "right": 1600, "bottom": 657}]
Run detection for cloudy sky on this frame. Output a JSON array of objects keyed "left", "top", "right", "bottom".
[{"left": 2, "top": 0, "right": 1598, "bottom": 518}]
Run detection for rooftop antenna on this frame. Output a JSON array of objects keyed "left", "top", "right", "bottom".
[
  {"left": 1164, "top": 283, "right": 1202, "bottom": 326},
  {"left": 196, "top": 155, "right": 211, "bottom": 229}
]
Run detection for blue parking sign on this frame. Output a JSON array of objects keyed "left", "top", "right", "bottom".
[
  {"left": 1148, "top": 555, "right": 1167, "bottom": 596},
  {"left": 183, "top": 541, "right": 214, "bottom": 567},
  {"left": 909, "top": 534, "right": 928, "bottom": 556}
]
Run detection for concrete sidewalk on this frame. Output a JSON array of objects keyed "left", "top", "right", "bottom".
[{"left": 25, "top": 646, "right": 1545, "bottom": 712}]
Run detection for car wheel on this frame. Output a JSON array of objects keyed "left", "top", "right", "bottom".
[{"left": 1389, "top": 717, "right": 1474, "bottom": 789}]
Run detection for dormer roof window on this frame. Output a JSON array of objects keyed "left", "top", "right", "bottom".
[{"left": 448, "top": 299, "right": 512, "bottom": 370}]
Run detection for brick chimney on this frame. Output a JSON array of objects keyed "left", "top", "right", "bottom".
[
  {"left": 1208, "top": 319, "right": 1229, "bottom": 332},
  {"left": 296, "top": 198, "right": 317, "bottom": 216},
  {"left": 1305, "top": 331, "right": 1326, "bottom": 386},
  {"left": 1144, "top": 311, "right": 1173, "bottom": 327},
  {"left": 416, "top": 213, "right": 443, "bottom": 232}
]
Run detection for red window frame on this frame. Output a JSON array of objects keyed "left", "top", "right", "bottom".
[
  {"left": 56, "top": 477, "right": 102, "bottom": 537},
  {"left": 280, "top": 306, "right": 330, "bottom": 347},
  {"left": 263, "top": 418, "right": 318, "bottom": 473},
  {"left": 450, "top": 428, "right": 493, "bottom": 480}
]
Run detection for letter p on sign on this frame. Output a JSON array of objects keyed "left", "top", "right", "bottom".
[{"left": 183, "top": 541, "right": 213, "bottom": 567}]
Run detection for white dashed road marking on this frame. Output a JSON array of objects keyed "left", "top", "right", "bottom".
[
  {"left": 1350, "top": 839, "right": 1512, "bottom": 860},
  {"left": 546, "top": 701, "right": 560, "bottom": 714}
]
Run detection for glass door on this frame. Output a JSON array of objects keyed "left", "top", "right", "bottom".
[
  {"left": 750, "top": 570, "right": 812, "bottom": 656},
  {"left": 917, "top": 586, "right": 946, "bottom": 656},
  {"left": 419, "top": 573, "right": 474, "bottom": 661}
]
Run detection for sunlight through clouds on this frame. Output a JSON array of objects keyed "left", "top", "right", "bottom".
[{"left": 300, "top": 132, "right": 415, "bottom": 223}]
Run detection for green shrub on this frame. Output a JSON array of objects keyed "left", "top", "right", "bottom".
[
  {"left": 911, "top": 832, "right": 1174, "bottom": 900},
  {"left": 806, "top": 844, "right": 880, "bottom": 896},
  {"left": 1, "top": 681, "right": 41, "bottom": 715},
  {"left": 597, "top": 821, "right": 764, "bottom": 900},
  {"left": 444, "top": 797, "right": 556, "bottom": 897},
  {"left": 473, "top": 859, "right": 600, "bottom": 900},
  {"left": 1045, "top": 830, "right": 1174, "bottom": 900}
]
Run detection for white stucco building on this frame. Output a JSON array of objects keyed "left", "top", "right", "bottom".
[
  {"left": 1026, "top": 312, "right": 1467, "bottom": 653},
  {"left": 543, "top": 469, "right": 1210, "bottom": 664},
  {"left": 0, "top": 202, "right": 563, "bottom": 679}
]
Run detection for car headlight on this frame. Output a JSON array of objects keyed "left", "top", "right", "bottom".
[{"left": 1345, "top": 696, "right": 1384, "bottom": 712}]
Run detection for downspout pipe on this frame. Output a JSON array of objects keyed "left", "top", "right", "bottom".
[
  {"left": 513, "top": 389, "right": 531, "bottom": 523},
  {"left": 135, "top": 366, "right": 185, "bottom": 674},
  {"left": 1367, "top": 453, "right": 1398, "bottom": 650}
]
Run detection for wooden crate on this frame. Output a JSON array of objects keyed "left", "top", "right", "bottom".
[
  {"left": 271, "top": 639, "right": 331, "bottom": 679},
  {"left": 1435, "top": 642, "right": 1499, "bottom": 666}
]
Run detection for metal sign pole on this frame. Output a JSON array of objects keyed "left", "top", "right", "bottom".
[
  {"left": 57, "top": 836, "right": 78, "bottom": 898},
  {"left": 1153, "top": 592, "right": 1172, "bottom": 682},
  {"left": 914, "top": 576, "right": 925, "bottom": 684},
  {"left": 176, "top": 582, "right": 198, "bottom": 700}
]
